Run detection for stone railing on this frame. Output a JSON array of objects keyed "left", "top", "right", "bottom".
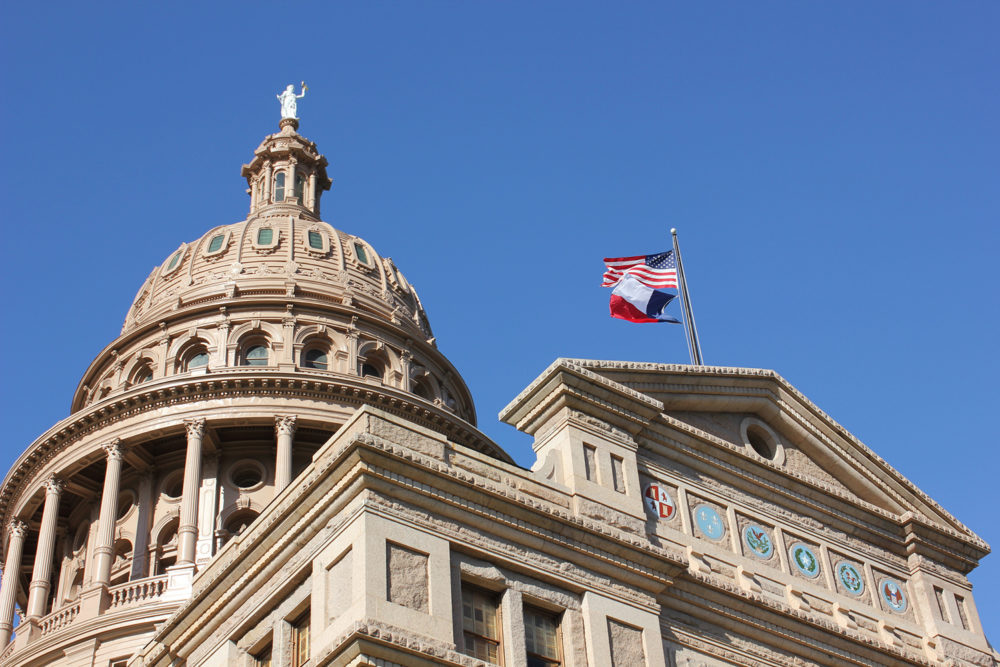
[
  {"left": 0, "top": 640, "right": 15, "bottom": 661},
  {"left": 39, "top": 601, "right": 80, "bottom": 637},
  {"left": 108, "top": 575, "right": 168, "bottom": 610}
]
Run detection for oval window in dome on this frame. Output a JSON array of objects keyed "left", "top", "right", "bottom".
[
  {"left": 354, "top": 242, "right": 369, "bottom": 265},
  {"left": 167, "top": 251, "right": 182, "bottom": 270},
  {"left": 207, "top": 234, "right": 225, "bottom": 253},
  {"left": 308, "top": 230, "right": 323, "bottom": 250},
  {"left": 257, "top": 228, "right": 274, "bottom": 245}
]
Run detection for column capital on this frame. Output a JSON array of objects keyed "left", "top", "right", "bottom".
[
  {"left": 102, "top": 438, "right": 124, "bottom": 461},
  {"left": 183, "top": 418, "right": 207, "bottom": 439},
  {"left": 42, "top": 476, "right": 64, "bottom": 496},
  {"left": 7, "top": 520, "right": 27, "bottom": 539},
  {"left": 275, "top": 414, "right": 298, "bottom": 437}
]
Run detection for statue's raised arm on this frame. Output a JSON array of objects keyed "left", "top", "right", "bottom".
[{"left": 277, "top": 83, "right": 307, "bottom": 119}]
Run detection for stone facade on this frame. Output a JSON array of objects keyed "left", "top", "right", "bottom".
[{"left": 0, "top": 121, "right": 994, "bottom": 667}]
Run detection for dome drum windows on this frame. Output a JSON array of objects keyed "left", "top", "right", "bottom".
[
  {"left": 303, "top": 227, "right": 330, "bottom": 256},
  {"left": 129, "top": 360, "right": 155, "bottom": 386},
  {"left": 228, "top": 460, "right": 267, "bottom": 492},
  {"left": 160, "top": 245, "right": 188, "bottom": 277},
  {"left": 203, "top": 230, "right": 232, "bottom": 258},
  {"left": 274, "top": 172, "right": 286, "bottom": 202},
  {"left": 252, "top": 225, "right": 279, "bottom": 253},
  {"left": 293, "top": 171, "right": 305, "bottom": 204},
  {"left": 240, "top": 343, "right": 270, "bottom": 367}
]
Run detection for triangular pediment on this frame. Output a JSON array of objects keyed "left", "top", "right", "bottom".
[{"left": 501, "top": 359, "right": 986, "bottom": 557}]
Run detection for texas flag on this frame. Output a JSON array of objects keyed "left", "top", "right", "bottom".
[{"left": 609, "top": 274, "right": 680, "bottom": 323}]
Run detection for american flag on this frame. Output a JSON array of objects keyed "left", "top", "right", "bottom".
[{"left": 602, "top": 250, "right": 678, "bottom": 289}]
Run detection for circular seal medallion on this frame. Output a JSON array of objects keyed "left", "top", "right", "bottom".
[
  {"left": 879, "top": 578, "right": 908, "bottom": 613},
  {"left": 744, "top": 524, "right": 773, "bottom": 559},
  {"left": 789, "top": 543, "right": 820, "bottom": 578},
  {"left": 643, "top": 483, "right": 676, "bottom": 520},
  {"left": 837, "top": 562, "right": 865, "bottom": 596},
  {"left": 694, "top": 504, "right": 725, "bottom": 540}
]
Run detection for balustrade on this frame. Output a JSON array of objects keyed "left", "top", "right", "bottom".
[{"left": 108, "top": 575, "right": 169, "bottom": 610}]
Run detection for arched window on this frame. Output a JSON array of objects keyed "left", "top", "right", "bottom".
[
  {"left": 412, "top": 377, "right": 433, "bottom": 400},
  {"left": 274, "top": 172, "right": 286, "bottom": 202},
  {"left": 182, "top": 344, "right": 210, "bottom": 371},
  {"left": 131, "top": 362, "right": 153, "bottom": 385},
  {"left": 219, "top": 509, "right": 260, "bottom": 547},
  {"left": 241, "top": 344, "right": 269, "bottom": 367},
  {"left": 294, "top": 171, "right": 305, "bottom": 203},
  {"left": 155, "top": 519, "right": 179, "bottom": 575},
  {"left": 361, "top": 362, "right": 382, "bottom": 379},
  {"left": 303, "top": 347, "right": 328, "bottom": 370}
]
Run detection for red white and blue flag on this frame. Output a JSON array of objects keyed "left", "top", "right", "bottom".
[
  {"left": 608, "top": 274, "right": 680, "bottom": 323},
  {"left": 601, "top": 251, "right": 678, "bottom": 289}
]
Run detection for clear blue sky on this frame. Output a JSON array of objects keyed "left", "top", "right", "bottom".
[{"left": 1, "top": 1, "right": 997, "bottom": 639}]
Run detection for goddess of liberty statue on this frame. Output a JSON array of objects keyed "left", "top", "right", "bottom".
[{"left": 277, "top": 82, "right": 307, "bottom": 119}]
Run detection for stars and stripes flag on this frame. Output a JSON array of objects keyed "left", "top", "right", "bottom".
[{"left": 601, "top": 251, "right": 678, "bottom": 289}]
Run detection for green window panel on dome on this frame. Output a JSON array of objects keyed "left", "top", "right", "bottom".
[
  {"left": 308, "top": 231, "right": 323, "bottom": 249},
  {"left": 258, "top": 228, "right": 274, "bottom": 245},
  {"left": 354, "top": 243, "right": 368, "bottom": 265},
  {"left": 167, "top": 251, "right": 182, "bottom": 270},
  {"left": 207, "top": 235, "right": 225, "bottom": 252}
]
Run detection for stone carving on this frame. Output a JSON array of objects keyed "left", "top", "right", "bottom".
[
  {"left": 43, "top": 476, "right": 65, "bottom": 495},
  {"left": 274, "top": 414, "right": 297, "bottom": 437},
  {"left": 7, "top": 520, "right": 27, "bottom": 539},
  {"left": 102, "top": 438, "right": 123, "bottom": 461},
  {"left": 183, "top": 417, "right": 206, "bottom": 438},
  {"left": 277, "top": 83, "right": 306, "bottom": 119}
]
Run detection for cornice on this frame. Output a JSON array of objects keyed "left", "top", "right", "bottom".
[{"left": 1, "top": 371, "right": 511, "bottom": 539}]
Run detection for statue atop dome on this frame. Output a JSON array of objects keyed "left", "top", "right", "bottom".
[{"left": 277, "top": 82, "right": 308, "bottom": 119}]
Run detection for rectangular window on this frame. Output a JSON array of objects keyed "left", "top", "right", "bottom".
[
  {"left": 290, "top": 609, "right": 310, "bottom": 667},
  {"left": 252, "top": 647, "right": 272, "bottom": 667},
  {"left": 610, "top": 455, "right": 626, "bottom": 493},
  {"left": 524, "top": 606, "right": 561, "bottom": 667},
  {"left": 354, "top": 242, "right": 369, "bottom": 265},
  {"left": 583, "top": 444, "right": 597, "bottom": 482},
  {"left": 308, "top": 230, "right": 323, "bottom": 249},
  {"left": 934, "top": 586, "right": 951, "bottom": 623},
  {"left": 257, "top": 228, "right": 274, "bottom": 245},
  {"left": 461, "top": 585, "right": 501, "bottom": 663},
  {"left": 207, "top": 234, "right": 225, "bottom": 252},
  {"left": 955, "top": 595, "right": 971, "bottom": 631}
]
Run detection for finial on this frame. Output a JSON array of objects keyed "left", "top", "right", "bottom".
[{"left": 277, "top": 81, "right": 308, "bottom": 120}]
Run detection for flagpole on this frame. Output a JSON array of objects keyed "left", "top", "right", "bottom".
[{"left": 671, "top": 228, "right": 703, "bottom": 365}]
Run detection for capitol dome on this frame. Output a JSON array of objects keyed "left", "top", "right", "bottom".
[{"left": 0, "top": 118, "right": 509, "bottom": 665}]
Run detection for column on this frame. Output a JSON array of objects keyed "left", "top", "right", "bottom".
[
  {"left": 264, "top": 164, "right": 272, "bottom": 203},
  {"left": 26, "top": 477, "right": 63, "bottom": 620},
  {"left": 0, "top": 520, "right": 28, "bottom": 649},
  {"left": 91, "top": 440, "right": 124, "bottom": 587},
  {"left": 130, "top": 471, "right": 154, "bottom": 580},
  {"left": 177, "top": 418, "right": 205, "bottom": 566},
  {"left": 274, "top": 415, "right": 297, "bottom": 492},
  {"left": 307, "top": 172, "right": 317, "bottom": 210}
]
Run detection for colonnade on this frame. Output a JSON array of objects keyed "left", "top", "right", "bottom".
[{"left": 0, "top": 414, "right": 299, "bottom": 648}]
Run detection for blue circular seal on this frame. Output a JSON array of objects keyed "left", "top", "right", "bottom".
[
  {"left": 694, "top": 504, "right": 725, "bottom": 540},
  {"left": 880, "top": 578, "right": 908, "bottom": 613},
  {"left": 837, "top": 562, "right": 865, "bottom": 596},
  {"left": 744, "top": 524, "right": 773, "bottom": 559},
  {"left": 789, "top": 543, "right": 820, "bottom": 578}
]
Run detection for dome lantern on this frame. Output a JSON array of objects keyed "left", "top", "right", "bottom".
[{"left": 241, "top": 119, "right": 332, "bottom": 219}]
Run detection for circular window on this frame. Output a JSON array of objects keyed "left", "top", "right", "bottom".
[
  {"left": 229, "top": 461, "right": 265, "bottom": 490},
  {"left": 116, "top": 490, "right": 135, "bottom": 521},
  {"left": 747, "top": 427, "right": 774, "bottom": 459},
  {"left": 740, "top": 418, "right": 785, "bottom": 465},
  {"left": 161, "top": 472, "right": 184, "bottom": 500}
]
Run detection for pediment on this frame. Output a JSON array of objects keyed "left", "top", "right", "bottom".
[{"left": 502, "top": 359, "right": 985, "bottom": 553}]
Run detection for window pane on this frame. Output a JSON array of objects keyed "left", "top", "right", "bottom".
[
  {"left": 188, "top": 352, "right": 209, "bottom": 368},
  {"left": 354, "top": 242, "right": 368, "bottom": 264},
  {"left": 294, "top": 173, "right": 304, "bottom": 201},
  {"left": 525, "top": 607, "right": 560, "bottom": 665},
  {"left": 461, "top": 586, "right": 501, "bottom": 662},
  {"left": 304, "top": 348, "right": 328, "bottom": 370},
  {"left": 257, "top": 228, "right": 273, "bottom": 245},
  {"left": 308, "top": 230, "right": 323, "bottom": 249},
  {"left": 207, "top": 235, "right": 224, "bottom": 252},
  {"left": 245, "top": 345, "right": 268, "bottom": 366},
  {"left": 166, "top": 251, "right": 182, "bottom": 270},
  {"left": 274, "top": 173, "right": 285, "bottom": 201}
]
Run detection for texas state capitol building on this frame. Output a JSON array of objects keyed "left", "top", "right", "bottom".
[{"left": 0, "top": 105, "right": 994, "bottom": 667}]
